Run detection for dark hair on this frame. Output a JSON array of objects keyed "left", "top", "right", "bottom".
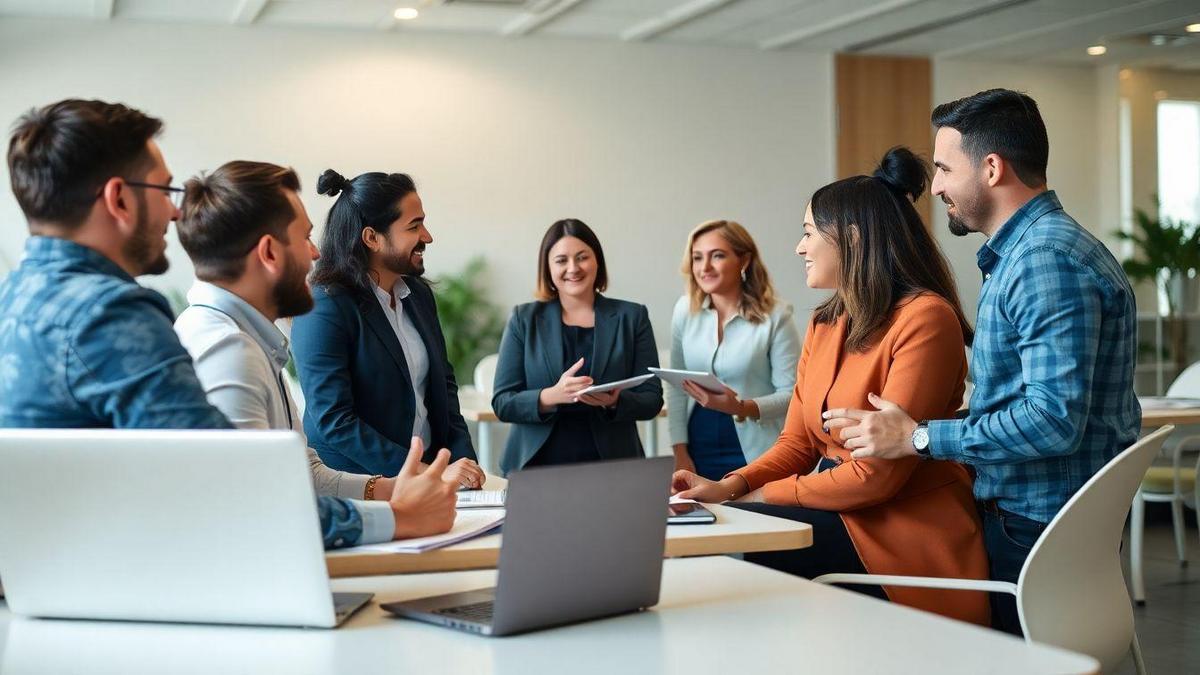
[
  {"left": 309, "top": 168, "right": 417, "bottom": 294},
  {"left": 177, "top": 161, "right": 301, "bottom": 282},
  {"left": 534, "top": 219, "right": 609, "bottom": 301},
  {"left": 7, "top": 99, "right": 163, "bottom": 230},
  {"left": 931, "top": 88, "right": 1048, "bottom": 188},
  {"left": 811, "top": 146, "right": 973, "bottom": 352}
]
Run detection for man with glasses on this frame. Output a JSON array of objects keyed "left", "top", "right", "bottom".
[{"left": 0, "top": 99, "right": 453, "bottom": 550}]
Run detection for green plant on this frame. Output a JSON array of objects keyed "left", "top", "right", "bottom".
[
  {"left": 1115, "top": 206, "right": 1200, "bottom": 374},
  {"left": 432, "top": 257, "right": 504, "bottom": 386}
]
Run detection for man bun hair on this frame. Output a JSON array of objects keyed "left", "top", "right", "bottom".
[{"left": 316, "top": 168, "right": 349, "bottom": 197}]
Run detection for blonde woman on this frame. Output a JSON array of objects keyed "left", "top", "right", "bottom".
[{"left": 669, "top": 220, "right": 800, "bottom": 479}]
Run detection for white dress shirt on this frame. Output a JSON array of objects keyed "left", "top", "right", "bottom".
[
  {"left": 174, "top": 281, "right": 394, "bottom": 545},
  {"left": 372, "top": 278, "right": 432, "bottom": 451}
]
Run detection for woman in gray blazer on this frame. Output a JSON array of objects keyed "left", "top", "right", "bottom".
[{"left": 492, "top": 219, "right": 663, "bottom": 475}]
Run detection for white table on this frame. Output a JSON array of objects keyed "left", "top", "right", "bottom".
[{"left": 0, "top": 557, "right": 1097, "bottom": 675}]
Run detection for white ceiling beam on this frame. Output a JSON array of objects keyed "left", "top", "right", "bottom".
[
  {"left": 934, "top": 0, "right": 1173, "bottom": 59},
  {"left": 621, "top": 0, "right": 740, "bottom": 42},
  {"left": 759, "top": 0, "right": 933, "bottom": 51},
  {"left": 92, "top": 0, "right": 114, "bottom": 20},
  {"left": 502, "top": 0, "right": 588, "bottom": 37},
  {"left": 232, "top": 0, "right": 269, "bottom": 25}
]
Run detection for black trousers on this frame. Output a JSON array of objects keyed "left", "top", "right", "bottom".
[{"left": 727, "top": 501, "right": 888, "bottom": 602}]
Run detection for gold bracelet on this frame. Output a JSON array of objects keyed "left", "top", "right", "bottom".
[{"left": 364, "top": 474, "right": 382, "bottom": 500}]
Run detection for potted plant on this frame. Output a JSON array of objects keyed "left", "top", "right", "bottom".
[
  {"left": 1115, "top": 206, "right": 1200, "bottom": 377},
  {"left": 432, "top": 257, "right": 504, "bottom": 386}
]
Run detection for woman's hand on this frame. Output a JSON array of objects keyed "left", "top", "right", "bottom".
[
  {"left": 538, "top": 357, "right": 592, "bottom": 411},
  {"left": 671, "top": 470, "right": 750, "bottom": 503},
  {"left": 441, "top": 457, "right": 485, "bottom": 489},
  {"left": 577, "top": 389, "right": 619, "bottom": 408},
  {"left": 681, "top": 380, "right": 747, "bottom": 417}
]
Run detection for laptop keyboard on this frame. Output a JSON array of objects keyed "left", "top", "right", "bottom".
[{"left": 435, "top": 600, "right": 495, "bottom": 623}]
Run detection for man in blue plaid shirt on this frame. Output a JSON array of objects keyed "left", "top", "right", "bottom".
[{"left": 824, "top": 89, "right": 1140, "bottom": 635}]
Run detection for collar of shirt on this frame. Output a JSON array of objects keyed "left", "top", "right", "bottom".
[
  {"left": 186, "top": 281, "right": 290, "bottom": 372},
  {"left": 976, "top": 190, "right": 1064, "bottom": 277},
  {"left": 371, "top": 276, "right": 413, "bottom": 311},
  {"left": 22, "top": 236, "right": 134, "bottom": 282},
  {"left": 701, "top": 294, "right": 743, "bottom": 327}
]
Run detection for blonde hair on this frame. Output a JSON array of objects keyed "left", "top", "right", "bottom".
[{"left": 680, "top": 220, "right": 776, "bottom": 324}]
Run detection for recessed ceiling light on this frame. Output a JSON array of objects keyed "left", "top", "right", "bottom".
[
  {"left": 1186, "top": 23, "right": 1200, "bottom": 33},
  {"left": 1087, "top": 45, "right": 1107, "bottom": 56},
  {"left": 394, "top": 7, "right": 419, "bottom": 20}
]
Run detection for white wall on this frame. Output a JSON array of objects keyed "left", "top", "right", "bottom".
[
  {"left": 932, "top": 58, "right": 1106, "bottom": 321},
  {"left": 0, "top": 18, "right": 833, "bottom": 344}
]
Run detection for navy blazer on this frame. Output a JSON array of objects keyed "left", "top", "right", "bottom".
[
  {"left": 491, "top": 295, "right": 663, "bottom": 474},
  {"left": 291, "top": 280, "right": 476, "bottom": 476}
]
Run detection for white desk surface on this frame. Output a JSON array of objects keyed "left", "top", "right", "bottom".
[
  {"left": 0, "top": 556, "right": 1097, "bottom": 675},
  {"left": 326, "top": 477, "right": 812, "bottom": 577}
]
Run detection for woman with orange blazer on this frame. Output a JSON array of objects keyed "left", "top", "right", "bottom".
[{"left": 673, "top": 147, "right": 989, "bottom": 625}]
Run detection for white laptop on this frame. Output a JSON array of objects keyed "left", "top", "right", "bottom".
[{"left": 0, "top": 429, "right": 371, "bottom": 628}]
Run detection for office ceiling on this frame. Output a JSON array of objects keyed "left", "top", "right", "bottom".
[{"left": 2, "top": 0, "right": 1199, "bottom": 69}]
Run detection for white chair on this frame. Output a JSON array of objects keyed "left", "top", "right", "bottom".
[
  {"left": 815, "top": 426, "right": 1173, "bottom": 675},
  {"left": 473, "top": 353, "right": 500, "bottom": 395},
  {"left": 1130, "top": 362, "right": 1200, "bottom": 604}
]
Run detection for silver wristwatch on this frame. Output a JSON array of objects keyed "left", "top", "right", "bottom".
[{"left": 911, "top": 421, "right": 931, "bottom": 458}]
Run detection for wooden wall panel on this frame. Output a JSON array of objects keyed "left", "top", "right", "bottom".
[{"left": 835, "top": 53, "right": 933, "bottom": 224}]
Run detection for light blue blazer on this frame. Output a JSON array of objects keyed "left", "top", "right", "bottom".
[{"left": 668, "top": 294, "right": 801, "bottom": 462}]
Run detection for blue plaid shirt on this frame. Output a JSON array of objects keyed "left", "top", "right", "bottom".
[
  {"left": 0, "top": 236, "right": 370, "bottom": 548},
  {"left": 929, "top": 191, "right": 1141, "bottom": 523}
]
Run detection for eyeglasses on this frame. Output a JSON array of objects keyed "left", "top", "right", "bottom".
[
  {"left": 124, "top": 180, "right": 186, "bottom": 209},
  {"left": 93, "top": 180, "right": 186, "bottom": 209}
]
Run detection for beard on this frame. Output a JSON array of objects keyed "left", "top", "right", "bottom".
[
  {"left": 124, "top": 194, "right": 169, "bottom": 275},
  {"left": 943, "top": 186, "right": 992, "bottom": 238},
  {"left": 379, "top": 241, "right": 425, "bottom": 277},
  {"left": 274, "top": 254, "right": 314, "bottom": 319}
]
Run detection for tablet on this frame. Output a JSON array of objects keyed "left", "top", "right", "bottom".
[
  {"left": 648, "top": 367, "right": 727, "bottom": 393},
  {"left": 575, "top": 373, "right": 655, "bottom": 397}
]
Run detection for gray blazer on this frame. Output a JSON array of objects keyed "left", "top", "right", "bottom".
[{"left": 491, "top": 295, "right": 663, "bottom": 474}]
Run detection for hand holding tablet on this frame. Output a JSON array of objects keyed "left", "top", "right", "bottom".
[{"left": 574, "top": 373, "right": 655, "bottom": 397}]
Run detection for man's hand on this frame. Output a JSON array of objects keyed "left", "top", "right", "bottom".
[
  {"left": 389, "top": 437, "right": 457, "bottom": 539},
  {"left": 823, "top": 393, "right": 919, "bottom": 460}
]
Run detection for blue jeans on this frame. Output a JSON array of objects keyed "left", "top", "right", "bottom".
[{"left": 980, "top": 503, "right": 1047, "bottom": 636}]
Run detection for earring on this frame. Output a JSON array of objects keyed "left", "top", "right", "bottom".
[{"left": 740, "top": 268, "right": 748, "bottom": 283}]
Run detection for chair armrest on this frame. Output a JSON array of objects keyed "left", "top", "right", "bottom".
[{"left": 813, "top": 573, "right": 1017, "bottom": 595}]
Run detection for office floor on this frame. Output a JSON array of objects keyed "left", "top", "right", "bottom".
[{"left": 1114, "top": 514, "right": 1200, "bottom": 674}]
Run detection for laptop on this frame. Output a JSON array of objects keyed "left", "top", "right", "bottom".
[
  {"left": 0, "top": 429, "right": 371, "bottom": 628},
  {"left": 382, "top": 456, "right": 673, "bottom": 636}
]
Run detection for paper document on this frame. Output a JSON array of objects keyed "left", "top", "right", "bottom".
[
  {"left": 457, "top": 489, "right": 506, "bottom": 509},
  {"left": 1138, "top": 396, "right": 1200, "bottom": 410},
  {"left": 348, "top": 510, "right": 504, "bottom": 554}
]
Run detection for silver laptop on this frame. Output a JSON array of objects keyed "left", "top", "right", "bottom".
[
  {"left": 382, "top": 456, "right": 673, "bottom": 636},
  {"left": 0, "top": 429, "right": 371, "bottom": 628}
]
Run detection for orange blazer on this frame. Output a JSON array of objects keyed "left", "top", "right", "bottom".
[{"left": 733, "top": 294, "right": 989, "bottom": 625}]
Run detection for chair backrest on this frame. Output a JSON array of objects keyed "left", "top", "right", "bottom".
[
  {"left": 474, "top": 353, "right": 500, "bottom": 396},
  {"left": 1017, "top": 425, "right": 1173, "bottom": 671},
  {"left": 1167, "top": 361, "right": 1200, "bottom": 397}
]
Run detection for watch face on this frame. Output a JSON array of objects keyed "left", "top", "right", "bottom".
[{"left": 913, "top": 426, "right": 930, "bottom": 451}]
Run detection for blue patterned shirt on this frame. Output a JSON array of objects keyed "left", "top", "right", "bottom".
[
  {"left": 0, "top": 236, "right": 370, "bottom": 548},
  {"left": 928, "top": 192, "right": 1141, "bottom": 523}
]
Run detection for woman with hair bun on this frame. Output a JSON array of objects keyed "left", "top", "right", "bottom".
[
  {"left": 672, "top": 147, "right": 990, "bottom": 626},
  {"left": 290, "top": 168, "right": 483, "bottom": 488}
]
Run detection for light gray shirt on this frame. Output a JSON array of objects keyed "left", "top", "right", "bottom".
[
  {"left": 372, "top": 278, "right": 432, "bottom": 451},
  {"left": 174, "top": 281, "right": 394, "bottom": 545},
  {"left": 669, "top": 294, "right": 801, "bottom": 462}
]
